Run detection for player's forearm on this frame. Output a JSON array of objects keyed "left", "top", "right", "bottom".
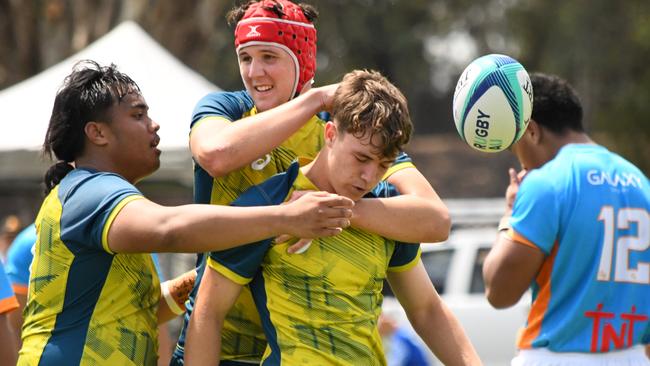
[
  {"left": 184, "top": 311, "right": 222, "bottom": 366},
  {"left": 157, "top": 270, "right": 197, "bottom": 324},
  {"left": 408, "top": 301, "right": 481, "bottom": 366},
  {"left": 351, "top": 195, "right": 450, "bottom": 243},
  {"left": 185, "top": 268, "right": 241, "bottom": 366},
  {"left": 113, "top": 202, "right": 287, "bottom": 253},
  {"left": 192, "top": 88, "right": 326, "bottom": 177}
]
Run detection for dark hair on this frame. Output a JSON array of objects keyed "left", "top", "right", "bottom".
[
  {"left": 226, "top": 0, "right": 318, "bottom": 26},
  {"left": 42, "top": 60, "right": 140, "bottom": 193},
  {"left": 331, "top": 70, "right": 413, "bottom": 158},
  {"left": 530, "top": 72, "right": 584, "bottom": 134}
]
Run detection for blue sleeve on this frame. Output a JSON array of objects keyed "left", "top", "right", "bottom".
[
  {"left": 190, "top": 91, "right": 254, "bottom": 129},
  {"left": 208, "top": 241, "right": 272, "bottom": 283},
  {"left": 59, "top": 173, "right": 142, "bottom": 253},
  {"left": 389, "top": 242, "right": 421, "bottom": 269},
  {"left": 0, "top": 262, "right": 15, "bottom": 304},
  {"left": 393, "top": 151, "right": 412, "bottom": 166},
  {"left": 368, "top": 181, "right": 400, "bottom": 198},
  {"left": 367, "top": 179, "right": 421, "bottom": 267},
  {"left": 5, "top": 224, "right": 36, "bottom": 287},
  {"left": 510, "top": 170, "right": 560, "bottom": 254}
]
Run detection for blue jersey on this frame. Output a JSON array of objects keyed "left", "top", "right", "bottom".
[
  {"left": 6, "top": 224, "right": 36, "bottom": 296},
  {"left": 508, "top": 144, "right": 650, "bottom": 353},
  {"left": 0, "top": 261, "right": 18, "bottom": 314},
  {"left": 19, "top": 169, "right": 161, "bottom": 366}
]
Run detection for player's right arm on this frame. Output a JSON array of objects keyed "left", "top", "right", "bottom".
[
  {"left": 190, "top": 85, "right": 337, "bottom": 178},
  {"left": 483, "top": 168, "right": 547, "bottom": 308},
  {"left": 107, "top": 190, "right": 352, "bottom": 254},
  {"left": 184, "top": 265, "right": 243, "bottom": 366}
]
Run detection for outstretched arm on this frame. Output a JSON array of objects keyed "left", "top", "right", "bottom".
[
  {"left": 352, "top": 167, "right": 450, "bottom": 243},
  {"left": 387, "top": 261, "right": 481, "bottom": 366},
  {"left": 191, "top": 85, "right": 338, "bottom": 178},
  {"left": 184, "top": 266, "right": 243, "bottom": 366},
  {"left": 107, "top": 191, "right": 353, "bottom": 254}
]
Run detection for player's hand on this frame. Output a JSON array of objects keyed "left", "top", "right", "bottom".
[
  {"left": 313, "top": 83, "right": 339, "bottom": 112},
  {"left": 282, "top": 191, "right": 353, "bottom": 240},
  {"left": 504, "top": 168, "right": 527, "bottom": 214},
  {"left": 274, "top": 190, "right": 312, "bottom": 252}
]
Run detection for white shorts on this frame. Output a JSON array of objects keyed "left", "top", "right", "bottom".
[{"left": 512, "top": 346, "right": 650, "bottom": 366}]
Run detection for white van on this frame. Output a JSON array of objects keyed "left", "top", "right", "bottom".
[{"left": 382, "top": 199, "right": 529, "bottom": 366}]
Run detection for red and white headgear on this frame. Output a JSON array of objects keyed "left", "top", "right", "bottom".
[{"left": 234, "top": 0, "right": 317, "bottom": 96}]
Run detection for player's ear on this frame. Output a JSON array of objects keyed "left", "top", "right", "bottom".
[
  {"left": 324, "top": 121, "right": 337, "bottom": 146},
  {"left": 85, "top": 121, "right": 110, "bottom": 146},
  {"left": 526, "top": 119, "right": 542, "bottom": 145}
]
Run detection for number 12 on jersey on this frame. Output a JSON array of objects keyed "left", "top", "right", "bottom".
[{"left": 597, "top": 207, "right": 649, "bottom": 284}]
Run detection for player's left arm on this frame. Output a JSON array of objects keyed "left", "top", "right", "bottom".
[
  {"left": 387, "top": 261, "right": 481, "bottom": 366},
  {"left": 184, "top": 265, "right": 243, "bottom": 366},
  {"left": 352, "top": 166, "right": 451, "bottom": 243},
  {"left": 483, "top": 231, "right": 545, "bottom": 308}
]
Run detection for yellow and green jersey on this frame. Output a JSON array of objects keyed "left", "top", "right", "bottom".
[
  {"left": 175, "top": 90, "right": 416, "bottom": 364},
  {"left": 174, "top": 90, "right": 326, "bottom": 364},
  {"left": 18, "top": 168, "right": 160, "bottom": 366},
  {"left": 208, "top": 162, "right": 421, "bottom": 365}
]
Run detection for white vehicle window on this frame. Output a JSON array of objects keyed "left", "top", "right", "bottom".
[{"left": 420, "top": 249, "right": 454, "bottom": 295}]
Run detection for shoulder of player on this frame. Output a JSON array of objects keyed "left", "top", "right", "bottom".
[
  {"left": 232, "top": 162, "right": 301, "bottom": 207},
  {"left": 194, "top": 90, "right": 253, "bottom": 112},
  {"left": 58, "top": 169, "right": 140, "bottom": 206}
]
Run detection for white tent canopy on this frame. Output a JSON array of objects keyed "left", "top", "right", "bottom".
[{"left": 0, "top": 21, "right": 219, "bottom": 152}]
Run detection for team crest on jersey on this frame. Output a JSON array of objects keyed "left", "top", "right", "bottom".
[
  {"left": 251, "top": 154, "right": 272, "bottom": 171},
  {"left": 246, "top": 25, "right": 262, "bottom": 38}
]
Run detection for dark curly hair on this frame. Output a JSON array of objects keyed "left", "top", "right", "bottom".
[
  {"left": 530, "top": 72, "right": 584, "bottom": 134},
  {"left": 42, "top": 60, "right": 140, "bottom": 193}
]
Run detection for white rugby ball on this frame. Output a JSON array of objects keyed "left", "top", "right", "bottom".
[{"left": 453, "top": 54, "right": 533, "bottom": 152}]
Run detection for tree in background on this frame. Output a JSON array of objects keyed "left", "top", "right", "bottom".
[{"left": 0, "top": 0, "right": 647, "bottom": 172}]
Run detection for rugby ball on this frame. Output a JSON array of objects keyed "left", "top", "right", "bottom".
[{"left": 452, "top": 54, "right": 533, "bottom": 152}]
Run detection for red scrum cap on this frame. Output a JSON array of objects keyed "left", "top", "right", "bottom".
[{"left": 234, "top": 0, "right": 317, "bottom": 96}]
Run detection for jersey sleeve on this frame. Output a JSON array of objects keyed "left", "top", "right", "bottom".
[
  {"left": 207, "top": 241, "right": 271, "bottom": 286},
  {"left": 0, "top": 261, "right": 18, "bottom": 314},
  {"left": 190, "top": 91, "right": 254, "bottom": 131},
  {"left": 5, "top": 224, "right": 36, "bottom": 294},
  {"left": 59, "top": 173, "right": 143, "bottom": 254},
  {"left": 383, "top": 151, "right": 416, "bottom": 180},
  {"left": 510, "top": 171, "right": 560, "bottom": 254},
  {"left": 388, "top": 242, "right": 422, "bottom": 272}
]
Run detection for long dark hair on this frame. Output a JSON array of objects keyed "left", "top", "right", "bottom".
[{"left": 42, "top": 60, "right": 140, "bottom": 193}]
